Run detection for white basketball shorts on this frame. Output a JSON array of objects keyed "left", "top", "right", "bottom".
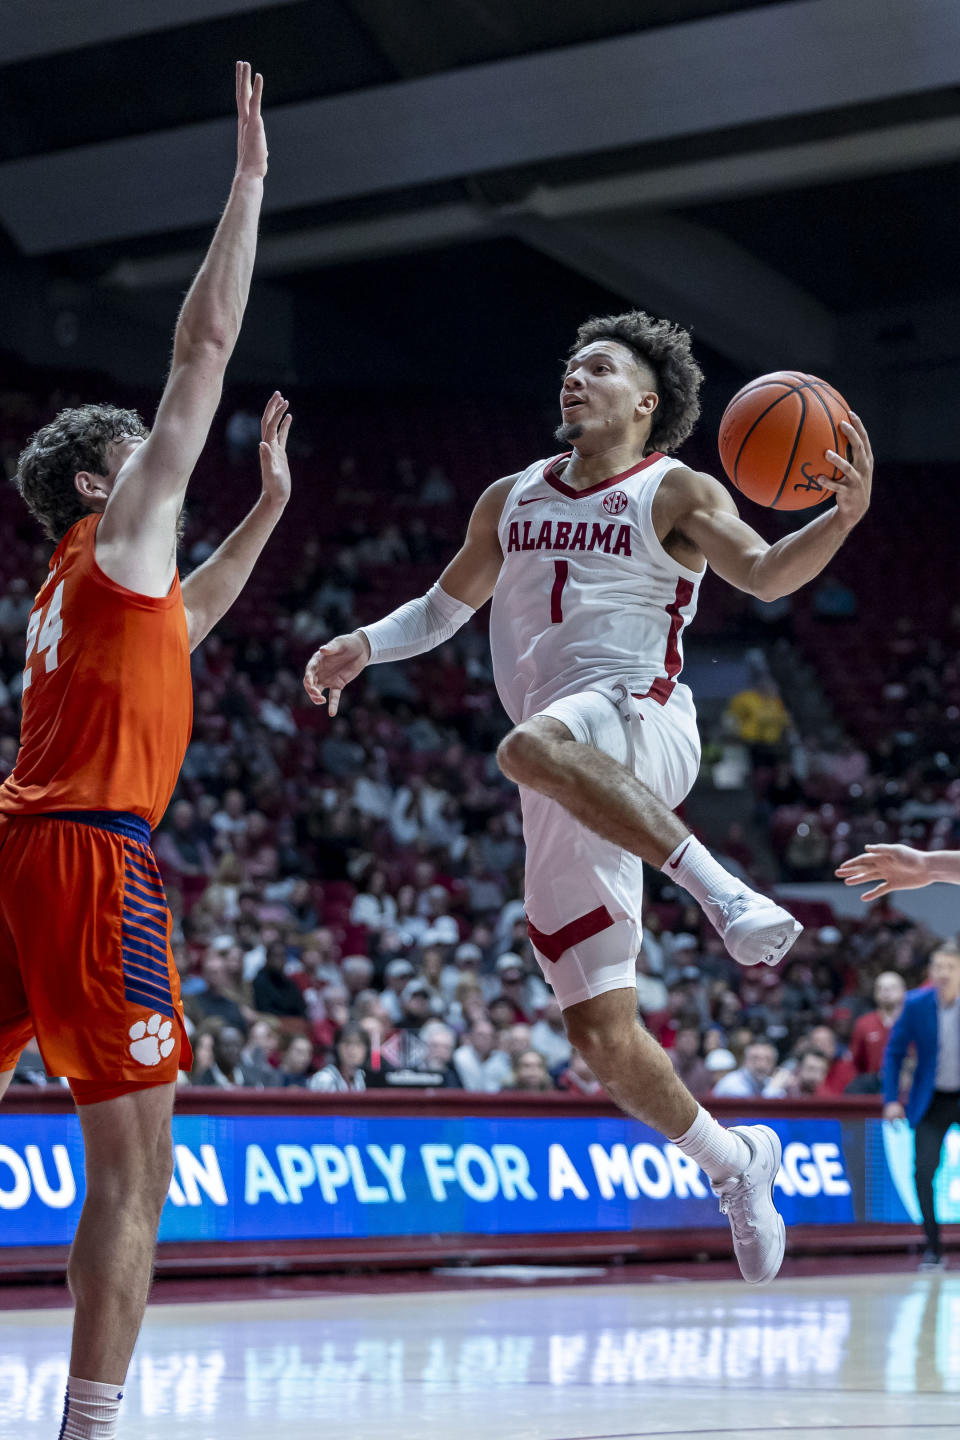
[{"left": 520, "top": 683, "right": 701, "bottom": 1011}]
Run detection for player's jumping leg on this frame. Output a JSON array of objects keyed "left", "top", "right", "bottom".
[
  {"left": 565, "top": 988, "right": 785, "bottom": 1284},
  {"left": 59, "top": 1081, "right": 177, "bottom": 1439},
  {"left": 497, "top": 715, "right": 800, "bottom": 967}
]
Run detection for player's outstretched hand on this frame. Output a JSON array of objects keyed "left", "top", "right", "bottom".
[
  {"left": 259, "top": 392, "right": 291, "bottom": 509},
  {"left": 304, "top": 632, "right": 371, "bottom": 715},
  {"left": 835, "top": 842, "right": 931, "bottom": 901},
  {"left": 236, "top": 60, "right": 267, "bottom": 179},
  {"left": 816, "top": 410, "right": 872, "bottom": 532}
]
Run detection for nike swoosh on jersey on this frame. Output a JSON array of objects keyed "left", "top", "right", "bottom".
[{"left": 516, "top": 495, "right": 551, "bottom": 506}]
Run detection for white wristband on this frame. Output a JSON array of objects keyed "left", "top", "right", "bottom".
[{"left": 360, "top": 583, "right": 474, "bottom": 663}]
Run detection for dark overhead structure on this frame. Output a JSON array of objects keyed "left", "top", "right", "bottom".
[{"left": 0, "top": 0, "right": 958, "bottom": 452}]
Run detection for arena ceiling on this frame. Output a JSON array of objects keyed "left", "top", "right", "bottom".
[{"left": 0, "top": 0, "right": 958, "bottom": 379}]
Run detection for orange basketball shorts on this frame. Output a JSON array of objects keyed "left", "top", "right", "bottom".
[{"left": 0, "top": 810, "right": 192, "bottom": 1104}]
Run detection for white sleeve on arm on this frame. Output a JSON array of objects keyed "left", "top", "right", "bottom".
[{"left": 359, "top": 583, "right": 474, "bottom": 663}]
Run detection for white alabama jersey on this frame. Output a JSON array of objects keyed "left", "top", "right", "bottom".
[{"left": 489, "top": 451, "right": 703, "bottom": 725}]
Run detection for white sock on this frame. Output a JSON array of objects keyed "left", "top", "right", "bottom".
[
  {"left": 59, "top": 1376, "right": 124, "bottom": 1440},
  {"left": 662, "top": 836, "right": 742, "bottom": 909},
  {"left": 671, "top": 1104, "right": 751, "bottom": 1184}
]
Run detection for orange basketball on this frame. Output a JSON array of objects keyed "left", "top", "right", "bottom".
[{"left": 718, "top": 370, "right": 851, "bottom": 511}]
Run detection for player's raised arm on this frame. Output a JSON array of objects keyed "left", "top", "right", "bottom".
[
  {"left": 660, "top": 411, "right": 873, "bottom": 602},
  {"left": 836, "top": 844, "right": 960, "bottom": 900},
  {"left": 181, "top": 392, "right": 291, "bottom": 651},
  {"left": 95, "top": 62, "right": 268, "bottom": 594},
  {"left": 303, "top": 474, "right": 513, "bottom": 714}
]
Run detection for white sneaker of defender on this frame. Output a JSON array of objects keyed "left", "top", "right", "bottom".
[
  {"left": 703, "top": 887, "right": 803, "bottom": 967},
  {"left": 712, "top": 1124, "right": 786, "bottom": 1286}
]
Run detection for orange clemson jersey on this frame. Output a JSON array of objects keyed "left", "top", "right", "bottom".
[{"left": 0, "top": 514, "right": 193, "bottom": 829}]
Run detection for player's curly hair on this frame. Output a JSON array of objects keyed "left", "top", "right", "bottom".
[
  {"left": 570, "top": 310, "right": 704, "bottom": 453},
  {"left": 15, "top": 403, "right": 149, "bottom": 543}
]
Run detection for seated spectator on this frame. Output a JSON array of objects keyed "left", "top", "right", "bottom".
[
  {"left": 308, "top": 1022, "right": 369, "bottom": 1092},
  {"left": 380, "top": 958, "right": 416, "bottom": 1023},
  {"left": 725, "top": 675, "right": 791, "bottom": 759},
  {"left": 155, "top": 799, "right": 214, "bottom": 883},
  {"left": 276, "top": 878, "right": 319, "bottom": 933},
  {"left": 704, "top": 1047, "right": 738, "bottom": 1084},
  {"left": 488, "top": 994, "right": 518, "bottom": 1036},
  {"left": 493, "top": 952, "right": 549, "bottom": 1022},
  {"left": 311, "top": 983, "right": 350, "bottom": 1052},
  {"left": 189, "top": 1025, "right": 218, "bottom": 1084},
  {"left": 211, "top": 787, "right": 249, "bottom": 841},
  {"left": 557, "top": 1050, "right": 606, "bottom": 1097},
  {"left": 509, "top": 1049, "right": 554, "bottom": 1092},
  {"left": 440, "top": 941, "right": 484, "bottom": 1004},
  {"left": 771, "top": 1045, "right": 831, "bottom": 1098},
  {"left": 418, "top": 884, "right": 460, "bottom": 947},
  {"left": 186, "top": 949, "right": 251, "bottom": 1035},
  {"left": 341, "top": 954, "right": 376, "bottom": 1000},
  {"left": 419, "top": 1020, "right": 462, "bottom": 1087},
  {"left": 380, "top": 980, "right": 433, "bottom": 1070},
  {"left": 193, "top": 1024, "right": 271, "bottom": 1088},
  {"left": 806, "top": 1023, "right": 857, "bottom": 1095},
  {"left": 453, "top": 1018, "right": 512, "bottom": 1092},
  {"left": 531, "top": 999, "right": 573, "bottom": 1072},
  {"left": 501, "top": 1022, "right": 534, "bottom": 1073},
  {"left": 849, "top": 972, "right": 906, "bottom": 1090},
  {"left": 712, "top": 1038, "right": 779, "bottom": 1098},
  {"left": 668, "top": 1024, "right": 713, "bottom": 1097},
  {"left": 252, "top": 941, "right": 308, "bottom": 1019},
  {"left": 243, "top": 1017, "right": 281, "bottom": 1080},
  {"left": 276, "top": 1033, "right": 315, "bottom": 1087},
  {"left": 350, "top": 869, "right": 398, "bottom": 931}
]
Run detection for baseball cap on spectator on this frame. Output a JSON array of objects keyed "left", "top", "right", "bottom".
[
  {"left": 705, "top": 1048, "right": 737, "bottom": 1072},
  {"left": 680, "top": 966, "right": 701, "bottom": 982},
  {"left": 496, "top": 952, "right": 525, "bottom": 977},
  {"left": 455, "top": 942, "right": 483, "bottom": 965},
  {"left": 818, "top": 926, "right": 842, "bottom": 945},
  {"left": 672, "top": 935, "right": 699, "bottom": 951},
  {"left": 401, "top": 979, "right": 433, "bottom": 1003},
  {"left": 211, "top": 934, "right": 235, "bottom": 952},
  {"left": 422, "top": 921, "right": 458, "bottom": 946},
  {"left": 385, "top": 959, "right": 415, "bottom": 981}
]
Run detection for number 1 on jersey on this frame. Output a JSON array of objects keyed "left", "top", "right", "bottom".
[
  {"left": 550, "top": 559, "right": 568, "bottom": 624},
  {"left": 23, "top": 580, "right": 65, "bottom": 691}
]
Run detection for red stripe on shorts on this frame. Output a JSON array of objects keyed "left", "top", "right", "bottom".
[{"left": 527, "top": 905, "right": 615, "bottom": 963}]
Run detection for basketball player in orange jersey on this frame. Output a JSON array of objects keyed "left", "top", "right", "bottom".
[
  {"left": 0, "top": 64, "right": 286, "bottom": 1440},
  {"left": 305, "top": 310, "right": 873, "bottom": 1285}
]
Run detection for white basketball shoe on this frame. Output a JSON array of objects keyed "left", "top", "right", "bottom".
[
  {"left": 703, "top": 886, "right": 802, "bottom": 967},
  {"left": 712, "top": 1125, "right": 786, "bottom": 1286}
]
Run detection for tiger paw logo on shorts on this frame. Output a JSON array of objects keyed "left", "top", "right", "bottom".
[{"left": 129, "top": 1014, "right": 175, "bottom": 1066}]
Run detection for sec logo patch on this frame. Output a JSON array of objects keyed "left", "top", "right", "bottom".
[{"left": 602, "top": 490, "right": 628, "bottom": 515}]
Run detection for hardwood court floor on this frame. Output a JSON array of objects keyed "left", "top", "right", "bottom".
[{"left": 2, "top": 1270, "right": 959, "bottom": 1439}]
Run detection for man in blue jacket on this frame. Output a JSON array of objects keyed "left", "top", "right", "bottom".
[{"left": 883, "top": 942, "right": 960, "bottom": 1270}]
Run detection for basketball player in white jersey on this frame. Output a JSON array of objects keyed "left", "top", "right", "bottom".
[{"left": 304, "top": 310, "right": 873, "bottom": 1283}]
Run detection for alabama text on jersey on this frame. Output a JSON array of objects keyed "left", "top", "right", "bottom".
[{"left": 489, "top": 452, "right": 703, "bottom": 725}]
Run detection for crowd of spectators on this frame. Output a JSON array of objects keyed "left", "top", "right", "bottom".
[{"left": 0, "top": 375, "right": 951, "bottom": 1098}]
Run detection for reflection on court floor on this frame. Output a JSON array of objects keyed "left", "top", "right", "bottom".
[{"left": 2, "top": 1273, "right": 959, "bottom": 1439}]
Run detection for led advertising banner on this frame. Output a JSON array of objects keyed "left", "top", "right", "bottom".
[{"left": 0, "top": 1110, "right": 904, "bottom": 1248}]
